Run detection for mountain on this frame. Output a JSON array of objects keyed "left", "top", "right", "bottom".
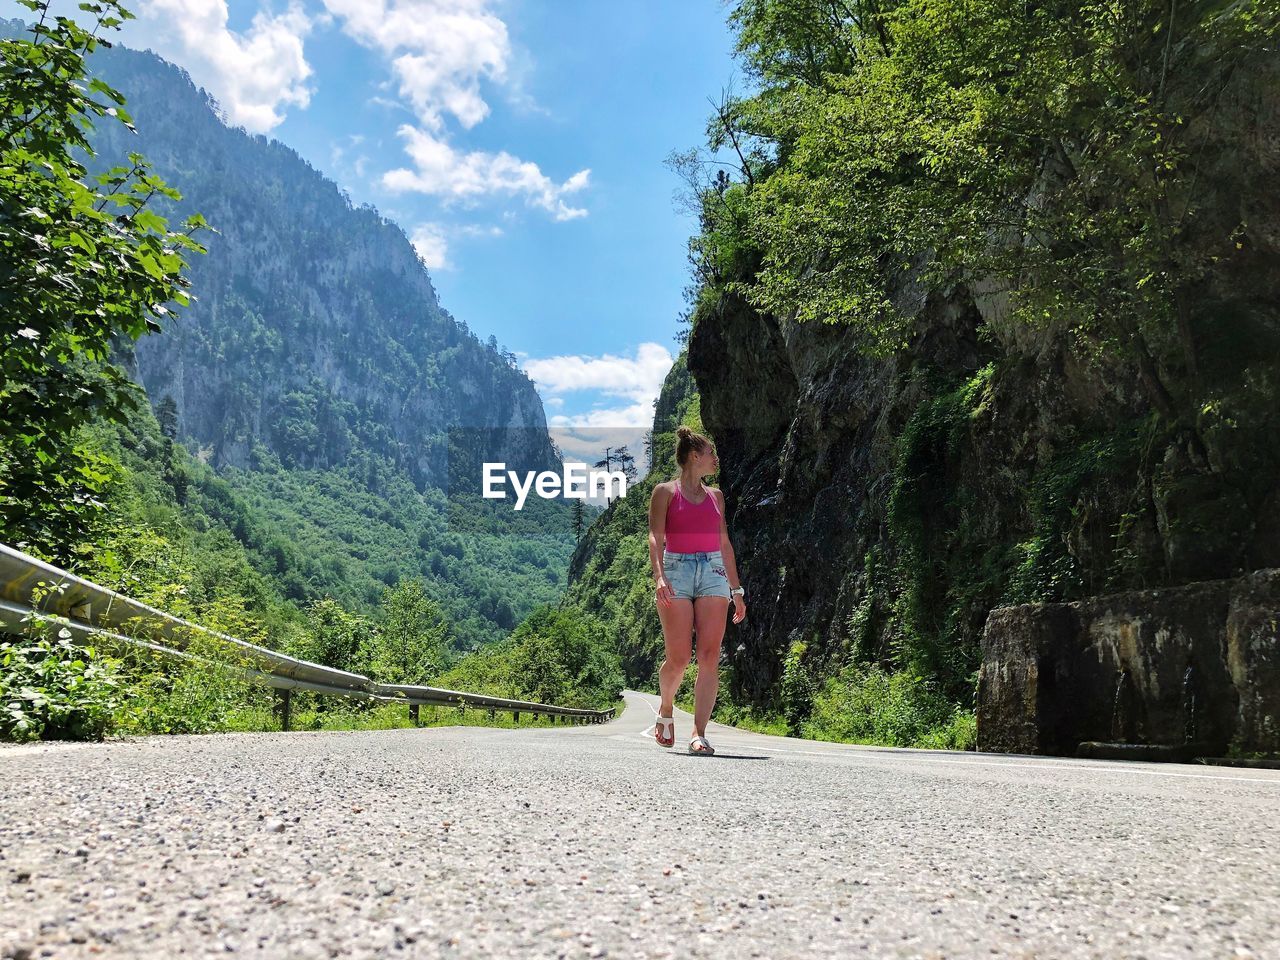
[
  {"left": 0, "top": 19, "right": 583, "bottom": 646},
  {"left": 73, "top": 36, "right": 557, "bottom": 492}
]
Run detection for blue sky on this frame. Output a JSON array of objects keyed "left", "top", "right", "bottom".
[{"left": 4, "top": 0, "right": 743, "bottom": 471}]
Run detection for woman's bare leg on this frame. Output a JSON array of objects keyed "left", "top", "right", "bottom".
[
  {"left": 691, "top": 596, "right": 730, "bottom": 737},
  {"left": 657, "top": 597, "right": 693, "bottom": 717}
]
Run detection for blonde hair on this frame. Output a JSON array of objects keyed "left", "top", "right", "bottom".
[{"left": 672, "top": 425, "right": 713, "bottom": 478}]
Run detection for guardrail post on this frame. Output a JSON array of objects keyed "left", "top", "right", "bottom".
[
  {"left": 274, "top": 689, "right": 292, "bottom": 732},
  {"left": 513, "top": 710, "right": 520, "bottom": 722},
  {"left": 488, "top": 707, "right": 495, "bottom": 721},
  {"left": 409, "top": 703, "right": 420, "bottom": 726}
]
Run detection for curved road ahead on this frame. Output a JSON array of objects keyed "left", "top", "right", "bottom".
[{"left": 2, "top": 690, "right": 1278, "bottom": 959}]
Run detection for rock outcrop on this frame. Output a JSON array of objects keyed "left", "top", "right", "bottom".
[
  {"left": 978, "top": 570, "right": 1280, "bottom": 756},
  {"left": 683, "top": 59, "right": 1280, "bottom": 722}
]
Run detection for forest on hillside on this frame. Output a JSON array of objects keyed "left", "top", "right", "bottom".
[{"left": 0, "top": 1, "right": 621, "bottom": 742}]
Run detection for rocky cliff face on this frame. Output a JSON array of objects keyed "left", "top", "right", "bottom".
[
  {"left": 688, "top": 101, "right": 1280, "bottom": 720},
  {"left": 688, "top": 281, "right": 984, "bottom": 706},
  {"left": 693, "top": 270, "right": 1280, "bottom": 711},
  {"left": 86, "top": 44, "right": 557, "bottom": 490}
]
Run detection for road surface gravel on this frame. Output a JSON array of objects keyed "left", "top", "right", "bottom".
[{"left": 2, "top": 689, "right": 1278, "bottom": 959}]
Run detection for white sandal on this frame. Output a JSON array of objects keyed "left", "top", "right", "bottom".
[
  {"left": 689, "top": 735, "right": 715, "bottom": 756},
  {"left": 654, "top": 716, "right": 675, "bottom": 748}
]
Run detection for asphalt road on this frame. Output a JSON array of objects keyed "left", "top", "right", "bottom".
[{"left": 2, "top": 689, "right": 1278, "bottom": 959}]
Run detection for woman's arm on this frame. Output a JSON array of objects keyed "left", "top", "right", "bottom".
[
  {"left": 716, "top": 489, "right": 746, "bottom": 623},
  {"left": 715, "top": 489, "right": 740, "bottom": 589},
  {"left": 649, "top": 484, "right": 674, "bottom": 608}
]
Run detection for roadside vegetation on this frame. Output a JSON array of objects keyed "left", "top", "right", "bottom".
[{"left": 0, "top": 1, "right": 622, "bottom": 743}]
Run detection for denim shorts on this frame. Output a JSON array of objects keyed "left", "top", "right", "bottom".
[{"left": 661, "top": 550, "right": 732, "bottom": 601}]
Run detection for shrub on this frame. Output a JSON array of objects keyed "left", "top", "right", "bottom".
[
  {"left": 113, "top": 627, "right": 259, "bottom": 735},
  {"left": 802, "top": 663, "right": 975, "bottom": 749},
  {"left": 0, "top": 625, "right": 124, "bottom": 742}
]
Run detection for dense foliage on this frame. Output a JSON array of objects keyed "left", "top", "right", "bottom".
[
  {"left": 0, "top": 387, "right": 620, "bottom": 742},
  {"left": 433, "top": 604, "right": 623, "bottom": 710},
  {"left": 0, "top": 623, "right": 123, "bottom": 741},
  {"left": 0, "top": 0, "right": 206, "bottom": 556},
  {"left": 722, "top": 0, "right": 1276, "bottom": 391}
]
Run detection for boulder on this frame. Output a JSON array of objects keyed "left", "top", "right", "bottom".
[{"left": 978, "top": 570, "right": 1279, "bottom": 756}]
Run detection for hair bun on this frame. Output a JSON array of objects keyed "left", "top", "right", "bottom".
[{"left": 672, "top": 424, "right": 711, "bottom": 473}]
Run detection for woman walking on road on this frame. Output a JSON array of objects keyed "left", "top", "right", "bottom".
[{"left": 647, "top": 426, "right": 746, "bottom": 755}]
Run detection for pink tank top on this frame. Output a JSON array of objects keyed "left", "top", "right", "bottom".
[{"left": 664, "top": 482, "right": 722, "bottom": 553}]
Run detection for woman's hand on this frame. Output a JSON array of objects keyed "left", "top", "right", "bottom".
[
  {"left": 655, "top": 576, "right": 675, "bottom": 609},
  {"left": 731, "top": 594, "right": 747, "bottom": 623}
]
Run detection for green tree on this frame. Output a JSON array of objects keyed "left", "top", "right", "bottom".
[
  {"left": 715, "top": 0, "right": 1278, "bottom": 438},
  {"left": 506, "top": 605, "right": 622, "bottom": 706},
  {"left": 294, "top": 597, "right": 372, "bottom": 674},
  {"left": 0, "top": 0, "right": 207, "bottom": 557},
  {"left": 508, "top": 629, "right": 572, "bottom": 705},
  {"left": 364, "top": 577, "right": 451, "bottom": 686}
]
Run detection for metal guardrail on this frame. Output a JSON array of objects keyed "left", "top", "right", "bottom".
[{"left": 0, "top": 543, "right": 617, "bottom": 729}]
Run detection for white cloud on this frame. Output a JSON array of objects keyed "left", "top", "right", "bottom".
[
  {"left": 523, "top": 343, "right": 673, "bottom": 398},
  {"left": 129, "top": 0, "right": 315, "bottom": 133},
  {"left": 368, "top": 94, "right": 410, "bottom": 113},
  {"left": 523, "top": 343, "right": 673, "bottom": 429},
  {"left": 384, "top": 124, "right": 590, "bottom": 221},
  {"left": 407, "top": 219, "right": 503, "bottom": 271},
  {"left": 548, "top": 426, "right": 656, "bottom": 481},
  {"left": 547, "top": 402, "right": 660, "bottom": 430},
  {"left": 410, "top": 223, "right": 450, "bottom": 270},
  {"left": 316, "top": 0, "right": 586, "bottom": 222},
  {"left": 331, "top": 133, "right": 371, "bottom": 184},
  {"left": 322, "top": 0, "right": 509, "bottom": 131}
]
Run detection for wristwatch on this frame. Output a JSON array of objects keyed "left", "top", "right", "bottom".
[{"left": 730, "top": 586, "right": 745, "bottom": 598}]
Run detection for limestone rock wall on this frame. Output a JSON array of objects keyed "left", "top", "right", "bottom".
[{"left": 978, "top": 570, "right": 1280, "bottom": 756}]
